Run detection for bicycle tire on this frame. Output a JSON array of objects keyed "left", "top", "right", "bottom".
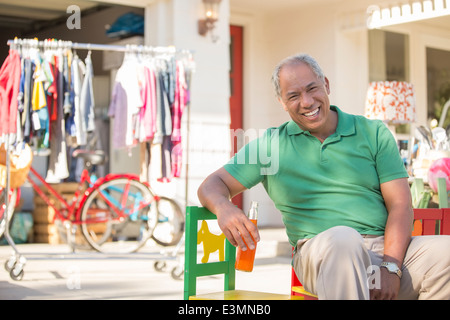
[
  {"left": 151, "top": 197, "right": 184, "bottom": 246},
  {"left": 79, "top": 177, "right": 158, "bottom": 253},
  {"left": 0, "top": 188, "right": 18, "bottom": 239}
]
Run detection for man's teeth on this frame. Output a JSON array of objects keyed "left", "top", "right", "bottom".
[{"left": 304, "top": 109, "right": 319, "bottom": 117}]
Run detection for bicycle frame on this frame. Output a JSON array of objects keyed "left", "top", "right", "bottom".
[
  {"left": 26, "top": 166, "right": 86, "bottom": 224},
  {"left": 26, "top": 166, "right": 153, "bottom": 226},
  {"left": 81, "top": 173, "right": 157, "bottom": 224}
]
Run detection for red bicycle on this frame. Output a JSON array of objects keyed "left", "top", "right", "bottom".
[{"left": 1, "top": 146, "right": 184, "bottom": 278}]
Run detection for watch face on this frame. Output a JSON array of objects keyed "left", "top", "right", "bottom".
[
  {"left": 381, "top": 262, "right": 402, "bottom": 278},
  {"left": 386, "top": 264, "right": 396, "bottom": 272}
]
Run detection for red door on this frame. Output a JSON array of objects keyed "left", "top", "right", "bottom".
[{"left": 230, "top": 25, "right": 243, "bottom": 209}]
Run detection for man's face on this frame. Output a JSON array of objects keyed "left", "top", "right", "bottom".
[{"left": 278, "top": 62, "right": 331, "bottom": 134}]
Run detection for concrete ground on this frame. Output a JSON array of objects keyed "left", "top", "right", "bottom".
[{"left": 0, "top": 228, "right": 294, "bottom": 300}]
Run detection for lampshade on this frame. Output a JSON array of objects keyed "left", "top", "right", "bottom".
[{"left": 365, "top": 81, "right": 416, "bottom": 123}]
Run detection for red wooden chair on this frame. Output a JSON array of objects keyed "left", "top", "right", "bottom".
[
  {"left": 290, "top": 207, "right": 450, "bottom": 298},
  {"left": 412, "top": 208, "right": 450, "bottom": 235}
]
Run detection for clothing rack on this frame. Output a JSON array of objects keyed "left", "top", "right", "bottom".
[
  {"left": 7, "top": 38, "right": 193, "bottom": 56},
  {"left": 2, "top": 38, "right": 193, "bottom": 280}
]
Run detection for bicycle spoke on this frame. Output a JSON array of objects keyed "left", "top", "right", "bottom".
[{"left": 80, "top": 178, "right": 158, "bottom": 253}]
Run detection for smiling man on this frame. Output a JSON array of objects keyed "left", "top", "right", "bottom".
[{"left": 197, "top": 53, "right": 450, "bottom": 300}]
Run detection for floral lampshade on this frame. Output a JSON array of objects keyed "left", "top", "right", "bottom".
[{"left": 365, "top": 81, "right": 416, "bottom": 123}]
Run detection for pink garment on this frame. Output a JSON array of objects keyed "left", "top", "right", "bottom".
[
  {"left": 0, "top": 50, "right": 21, "bottom": 135},
  {"left": 140, "top": 66, "right": 157, "bottom": 141},
  {"left": 171, "top": 61, "right": 187, "bottom": 178},
  {"left": 171, "top": 141, "right": 183, "bottom": 178},
  {"left": 171, "top": 61, "right": 186, "bottom": 143}
]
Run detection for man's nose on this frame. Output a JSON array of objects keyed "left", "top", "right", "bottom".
[{"left": 300, "top": 93, "right": 314, "bottom": 108}]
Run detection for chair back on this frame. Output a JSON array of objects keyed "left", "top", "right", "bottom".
[
  {"left": 184, "top": 206, "right": 236, "bottom": 300},
  {"left": 413, "top": 208, "right": 450, "bottom": 236}
]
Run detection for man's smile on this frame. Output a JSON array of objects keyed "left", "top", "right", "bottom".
[{"left": 303, "top": 107, "right": 320, "bottom": 118}]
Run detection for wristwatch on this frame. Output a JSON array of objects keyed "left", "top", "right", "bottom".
[{"left": 380, "top": 262, "right": 402, "bottom": 279}]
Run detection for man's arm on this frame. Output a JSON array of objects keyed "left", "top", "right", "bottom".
[
  {"left": 197, "top": 167, "right": 260, "bottom": 250},
  {"left": 371, "top": 177, "right": 413, "bottom": 300}
]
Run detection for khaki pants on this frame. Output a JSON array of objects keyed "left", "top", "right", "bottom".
[{"left": 293, "top": 226, "right": 450, "bottom": 300}]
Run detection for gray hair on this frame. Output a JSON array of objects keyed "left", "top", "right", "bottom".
[{"left": 271, "top": 53, "right": 325, "bottom": 98}]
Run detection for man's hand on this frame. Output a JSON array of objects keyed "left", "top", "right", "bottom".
[
  {"left": 197, "top": 167, "right": 259, "bottom": 251},
  {"left": 216, "top": 206, "right": 260, "bottom": 251},
  {"left": 370, "top": 268, "right": 401, "bottom": 300}
]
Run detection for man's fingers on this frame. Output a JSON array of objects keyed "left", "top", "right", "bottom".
[
  {"left": 230, "top": 227, "right": 248, "bottom": 250},
  {"left": 242, "top": 220, "right": 260, "bottom": 249},
  {"left": 217, "top": 208, "right": 260, "bottom": 251},
  {"left": 223, "top": 222, "right": 259, "bottom": 251},
  {"left": 235, "top": 220, "right": 260, "bottom": 250},
  {"left": 223, "top": 229, "right": 238, "bottom": 247}
]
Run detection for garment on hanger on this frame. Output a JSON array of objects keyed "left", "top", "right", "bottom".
[
  {"left": 3, "top": 38, "right": 194, "bottom": 184},
  {"left": 2, "top": 39, "right": 98, "bottom": 183},
  {"left": 109, "top": 52, "right": 143, "bottom": 149},
  {"left": 0, "top": 49, "right": 21, "bottom": 140},
  {"left": 109, "top": 50, "right": 192, "bottom": 182},
  {"left": 80, "top": 51, "right": 95, "bottom": 141},
  {"left": 140, "top": 62, "right": 157, "bottom": 141},
  {"left": 46, "top": 47, "right": 69, "bottom": 183}
]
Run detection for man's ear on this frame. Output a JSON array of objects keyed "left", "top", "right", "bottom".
[
  {"left": 324, "top": 77, "right": 331, "bottom": 95},
  {"left": 278, "top": 97, "right": 288, "bottom": 111}
]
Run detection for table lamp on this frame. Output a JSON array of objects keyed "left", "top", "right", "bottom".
[
  {"left": 365, "top": 81, "right": 416, "bottom": 125},
  {"left": 365, "top": 81, "right": 417, "bottom": 171}
]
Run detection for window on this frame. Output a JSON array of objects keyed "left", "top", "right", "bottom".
[
  {"left": 426, "top": 47, "right": 450, "bottom": 129},
  {"left": 368, "top": 29, "right": 410, "bottom": 136},
  {"left": 369, "top": 29, "right": 410, "bottom": 82}
]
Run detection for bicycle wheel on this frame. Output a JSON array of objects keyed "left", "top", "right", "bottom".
[
  {"left": 0, "top": 188, "right": 18, "bottom": 238},
  {"left": 79, "top": 177, "right": 158, "bottom": 253},
  {"left": 151, "top": 197, "right": 184, "bottom": 246}
]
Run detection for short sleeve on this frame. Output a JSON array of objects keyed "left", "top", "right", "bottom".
[{"left": 224, "top": 128, "right": 278, "bottom": 189}]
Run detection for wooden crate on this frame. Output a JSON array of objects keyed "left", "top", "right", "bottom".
[
  {"left": 32, "top": 182, "right": 79, "bottom": 244},
  {"left": 32, "top": 182, "right": 110, "bottom": 246}
]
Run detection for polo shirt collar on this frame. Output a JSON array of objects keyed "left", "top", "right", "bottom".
[{"left": 286, "top": 105, "right": 355, "bottom": 137}]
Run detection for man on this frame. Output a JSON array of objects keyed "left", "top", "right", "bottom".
[{"left": 197, "top": 53, "right": 450, "bottom": 300}]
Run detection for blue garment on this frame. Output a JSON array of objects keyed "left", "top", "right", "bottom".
[{"left": 80, "top": 51, "right": 95, "bottom": 137}]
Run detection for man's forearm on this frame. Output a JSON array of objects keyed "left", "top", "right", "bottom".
[
  {"left": 198, "top": 174, "right": 233, "bottom": 214},
  {"left": 197, "top": 169, "right": 258, "bottom": 249},
  {"left": 383, "top": 206, "right": 413, "bottom": 266},
  {"left": 380, "top": 178, "right": 414, "bottom": 266}
]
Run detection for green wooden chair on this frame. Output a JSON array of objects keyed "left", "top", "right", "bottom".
[
  {"left": 183, "top": 206, "right": 303, "bottom": 300},
  {"left": 410, "top": 177, "right": 448, "bottom": 209},
  {"left": 436, "top": 177, "right": 449, "bottom": 208}
]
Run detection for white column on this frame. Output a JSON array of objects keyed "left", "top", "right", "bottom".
[{"left": 143, "top": 0, "right": 232, "bottom": 208}]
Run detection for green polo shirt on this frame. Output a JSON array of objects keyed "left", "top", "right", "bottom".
[{"left": 224, "top": 106, "right": 409, "bottom": 246}]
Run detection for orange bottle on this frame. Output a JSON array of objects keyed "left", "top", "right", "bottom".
[{"left": 235, "top": 201, "right": 258, "bottom": 272}]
